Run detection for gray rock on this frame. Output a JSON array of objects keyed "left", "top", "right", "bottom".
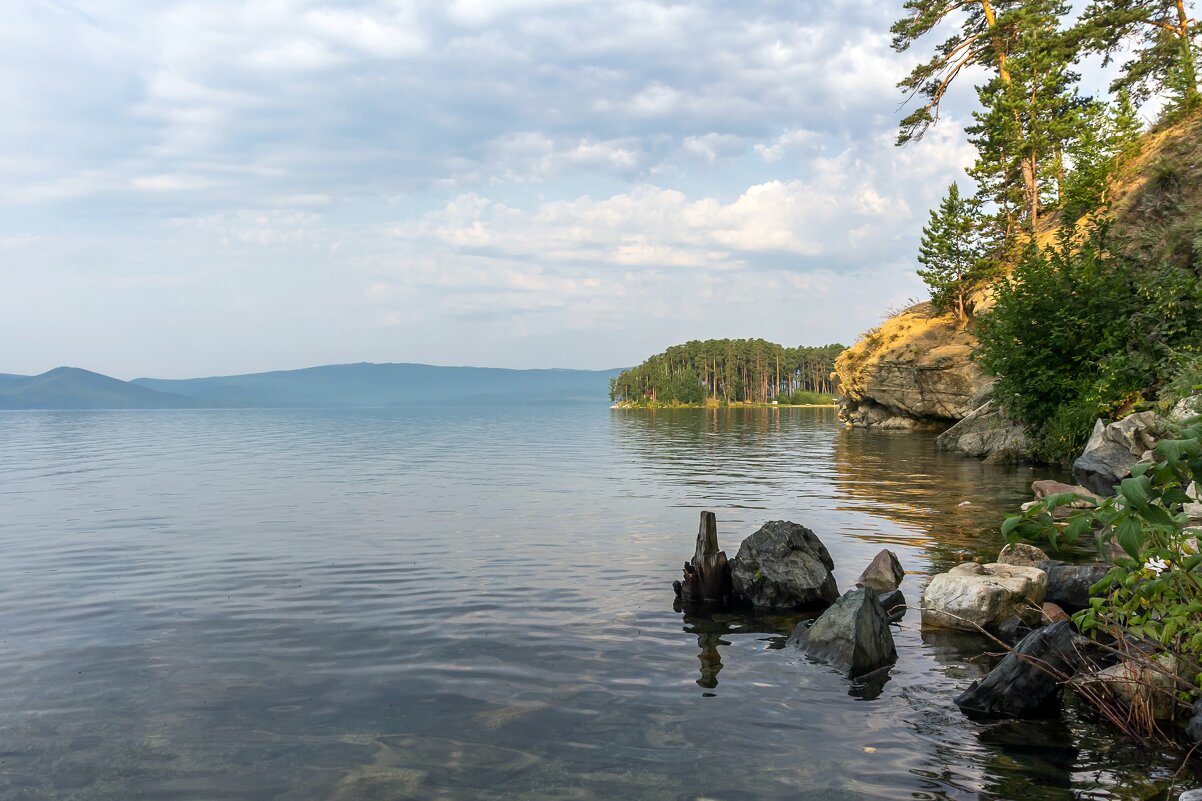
[
  {"left": 955, "top": 621, "right": 1084, "bottom": 718},
  {"left": 1188, "top": 699, "right": 1202, "bottom": 744},
  {"left": 729, "top": 521, "right": 839, "bottom": 609},
  {"left": 1170, "top": 395, "right": 1202, "bottom": 422},
  {"left": 921, "top": 562, "right": 1047, "bottom": 631},
  {"left": 789, "top": 587, "right": 897, "bottom": 678},
  {"left": 997, "top": 542, "right": 1049, "bottom": 567},
  {"left": 878, "top": 588, "right": 907, "bottom": 623},
  {"left": 935, "top": 399, "right": 1031, "bottom": 462},
  {"left": 1179, "top": 790, "right": 1202, "bottom": 801},
  {"left": 995, "top": 616, "right": 1033, "bottom": 645},
  {"left": 1071, "top": 654, "right": 1178, "bottom": 720},
  {"left": 1038, "top": 561, "right": 1111, "bottom": 612},
  {"left": 1072, "top": 412, "right": 1168, "bottom": 497},
  {"left": 856, "top": 549, "right": 905, "bottom": 593}
]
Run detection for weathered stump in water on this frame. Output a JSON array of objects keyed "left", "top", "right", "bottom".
[{"left": 672, "top": 511, "right": 733, "bottom": 604}]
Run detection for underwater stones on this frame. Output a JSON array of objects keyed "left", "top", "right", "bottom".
[
  {"left": 921, "top": 562, "right": 1046, "bottom": 632},
  {"left": 789, "top": 587, "right": 897, "bottom": 678},
  {"left": 729, "top": 521, "right": 839, "bottom": 610},
  {"left": 855, "top": 549, "right": 905, "bottom": 593},
  {"left": 955, "top": 621, "right": 1083, "bottom": 718}
]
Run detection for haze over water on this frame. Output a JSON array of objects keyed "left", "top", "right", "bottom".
[{"left": 0, "top": 406, "right": 1190, "bottom": 800}]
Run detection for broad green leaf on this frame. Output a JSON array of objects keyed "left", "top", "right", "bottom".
[{"left": 1115, "top": 515, "right": 1145, "bottom": 560}]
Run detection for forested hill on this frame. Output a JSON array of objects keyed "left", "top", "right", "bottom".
[{"left": 610, "top": 340, "right": 843, "bottom": 406}]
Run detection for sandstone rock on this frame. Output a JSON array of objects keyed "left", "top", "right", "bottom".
[
  {"left": 729, "top": 521, "right": 839, "bottom": 610},
  {"left": 935, "top": 400, "right": 1031, "bottom": 463},
  {"left": 921, "top": 562, "right": 1046, "bottom": 631},
  {"left": 1041, "top": 602, "right": 1070, "bottom": 625},
  {"left": 788, "top": 587, "right": 897, "bottom": 678},
  {"left": 1072, "top": 412, "right": 1168, "bottom": 496},
  {"left": 997, "top": 542, "right": 1050, "bottom": 567},
  {"left": 835, "top": 303, "right": 990, "bottom": 429},
  {"left": 856, "top": 549, "right": 905, "bottom": 593},
  {"left": 1031, "top": 480, "right": 1104, "bottom": 507},
  {"left": 878, "top": 588, "right": 907, "bottom": 623},
  {"left": 1038, "top": 561, "right": 1111, "bottom": 612},
  {"left": 955, "top": 621, "right": 1083, "bottom": 718}
]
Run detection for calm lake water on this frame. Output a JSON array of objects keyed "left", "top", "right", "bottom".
[{"left": 0, "top": 406, "right": 1195, "bottom": 800}]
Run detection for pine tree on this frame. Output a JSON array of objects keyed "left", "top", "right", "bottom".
[
  {"left": 1076, "top": 0, "right": 1201, "bottom": 111},
  {"left": 917, "top": 183, "right": 993, "bottom": 323}
]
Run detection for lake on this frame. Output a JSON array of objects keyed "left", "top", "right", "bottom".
[{"left": 0, "top": 406, "right": 1194, "bottom": 800}]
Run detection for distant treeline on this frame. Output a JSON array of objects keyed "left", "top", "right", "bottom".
[{"left": 610, "top": 339, "right": 844, "bottom": 405}]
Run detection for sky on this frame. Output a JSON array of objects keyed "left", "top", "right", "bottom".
[{"left": 0, "top": 0, "right": 1110, "bottom": 378}]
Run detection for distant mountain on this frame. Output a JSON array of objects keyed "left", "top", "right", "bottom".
[
  {"left": 0, "top": 367, "right": 217, "bottom": 410},
  {"left": 133, "top": 362, "right": 623, "bottom": 407}
]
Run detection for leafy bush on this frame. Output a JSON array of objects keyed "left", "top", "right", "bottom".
[
  {"left": 1003, "top": 417, "right": 1202, "bottom": 736},
  {"left": 976, "top": 221, "right": 1202, "bottom": 462}
]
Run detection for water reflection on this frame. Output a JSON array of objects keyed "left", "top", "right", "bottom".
[{"left": 0, "top": 407, "right": 1194, "bottom": 801}]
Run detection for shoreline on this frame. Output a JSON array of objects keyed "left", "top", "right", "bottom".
[{"left": 610, "top": 402, "right": 836, "bottom": 410}]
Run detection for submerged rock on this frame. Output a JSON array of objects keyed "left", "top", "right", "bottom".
[
  {"left": 789, "top": 587, "right": 897, "bottom": 678},
  {"left": 855, "top": 549, "right": 905, "bottom": 593},
  {"left": 955, "top": 621, "right": 1084, "bottom": 718},
  {"left": 1189, "top": 700, "right": 1202, "bottom": 743},
  {"left": 729, "top": 521, "right": 839, "bottom": 610},
  {"left": 921, "top": 562, "right": 1046, "bottom": 632}
]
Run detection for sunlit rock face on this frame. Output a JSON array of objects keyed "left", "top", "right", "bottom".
[{"left": 834, "top": 303, "right": 990, "bottom": 431}]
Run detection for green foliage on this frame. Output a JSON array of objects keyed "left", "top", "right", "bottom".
[
  {"left": 1157, "top": 352, "right": 1202, "bottom": 412},
  {"left": 976, "top": 219, "right": 1202, "bottom": 462},
  {"left": 1061, "top": 92, "right": 1145, "bottom": 220},
  {"left": 610, "top": 340, "right": 844, "bottom": 406},
  {"left": 1002, "top": 419, "right": 1202, "bottom": 710},
  {"left": 916, "top": 183, "right": 997, "bottom": 320},
  {"left": 1075, "top": 0, "right": 1201, "bottom": 112}
]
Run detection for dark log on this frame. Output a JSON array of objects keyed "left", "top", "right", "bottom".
[{"left": 676, "top": 511, "right": 733, "bottom": 604}]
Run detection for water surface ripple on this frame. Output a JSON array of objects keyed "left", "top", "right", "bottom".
[{"left": 0, "top": 406, "right": 1192, "bottom": 800}]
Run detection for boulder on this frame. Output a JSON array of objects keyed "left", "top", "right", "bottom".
[
  {"left": 921, "top": 562, "right": 1046, "bottom": 631},
  {"left": 995, "top": 616, "right": 1033, "bottom": 645},
  {"left": 856, "top": 549, "right": 905, "bottom": 593},
  {"left": 729, "top": 521, "right": 839, "bottom": 609},
  {"left": 1170, "top": 395, "right": 1202, "bottom": 422},
  {"left": 835, "top": 303, "right": 990, "bottom": 429},
  {"left": 997, "top": 542, "right": 1050, "bottom": 568},
  {"left": 878, "top": 588, "right": 907, "bottom": 623},
  {"left": 1188, "top": 699, "right": 1202, "bottom": 744},
  {"left": 1041, "top": 602, "right": 1070, "bottom": 625},
  {"left": 1031, "top": 480, "right": 1103, "bottom": 507},
  {"left": 1071, "top": 654, "right": 1178, "bottom": 720},
  {"left": 1185, "top": 481, "right": 1202, "bottom": 522},
  {"left": 788, "top": 587, "right": 897, "bottom": 678},
  {"left": 1037, "top": 561, "right": 1111, "bottom": 613},
  {"left": 1071, "top": 412, "right": 1168, "bottom": 497},
  {"left": 935, "top": 400, "right": 1031, "bottom": 463},
  {"left": 955, "top": 621, "right": 1084, "bottom": 718}
]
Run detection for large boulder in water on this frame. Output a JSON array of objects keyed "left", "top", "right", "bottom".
[
  {"left": 788, "top": 587, "right": 897, "bottom": 678},
  {"left": 1071, "top": 412, "right": 1168, "bottom": 497},
  {"left": 729, "top": 521, "right": 839, "bottom": 609},
  {"left": 955, "top": 621, "right": 1084, "bottom": 718},
  {"left": 921, "top": 562, "right": 1046, "bottom": 631}
]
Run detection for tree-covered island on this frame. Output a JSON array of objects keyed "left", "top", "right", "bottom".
[{"left": 609, "top": 340, "right": 843, "bottom": 407}]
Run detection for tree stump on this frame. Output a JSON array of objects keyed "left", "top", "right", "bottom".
[{"left": 673, "top": 511, "right": 733, "bottom": 604}]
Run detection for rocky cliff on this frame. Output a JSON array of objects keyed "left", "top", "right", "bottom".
[{"left": 834, "top": 302, "right": 990, "bottom": 430}]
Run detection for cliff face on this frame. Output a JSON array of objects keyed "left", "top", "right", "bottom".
[{"left": 834, "top": 302, "right": 990, "bottom": 430}]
